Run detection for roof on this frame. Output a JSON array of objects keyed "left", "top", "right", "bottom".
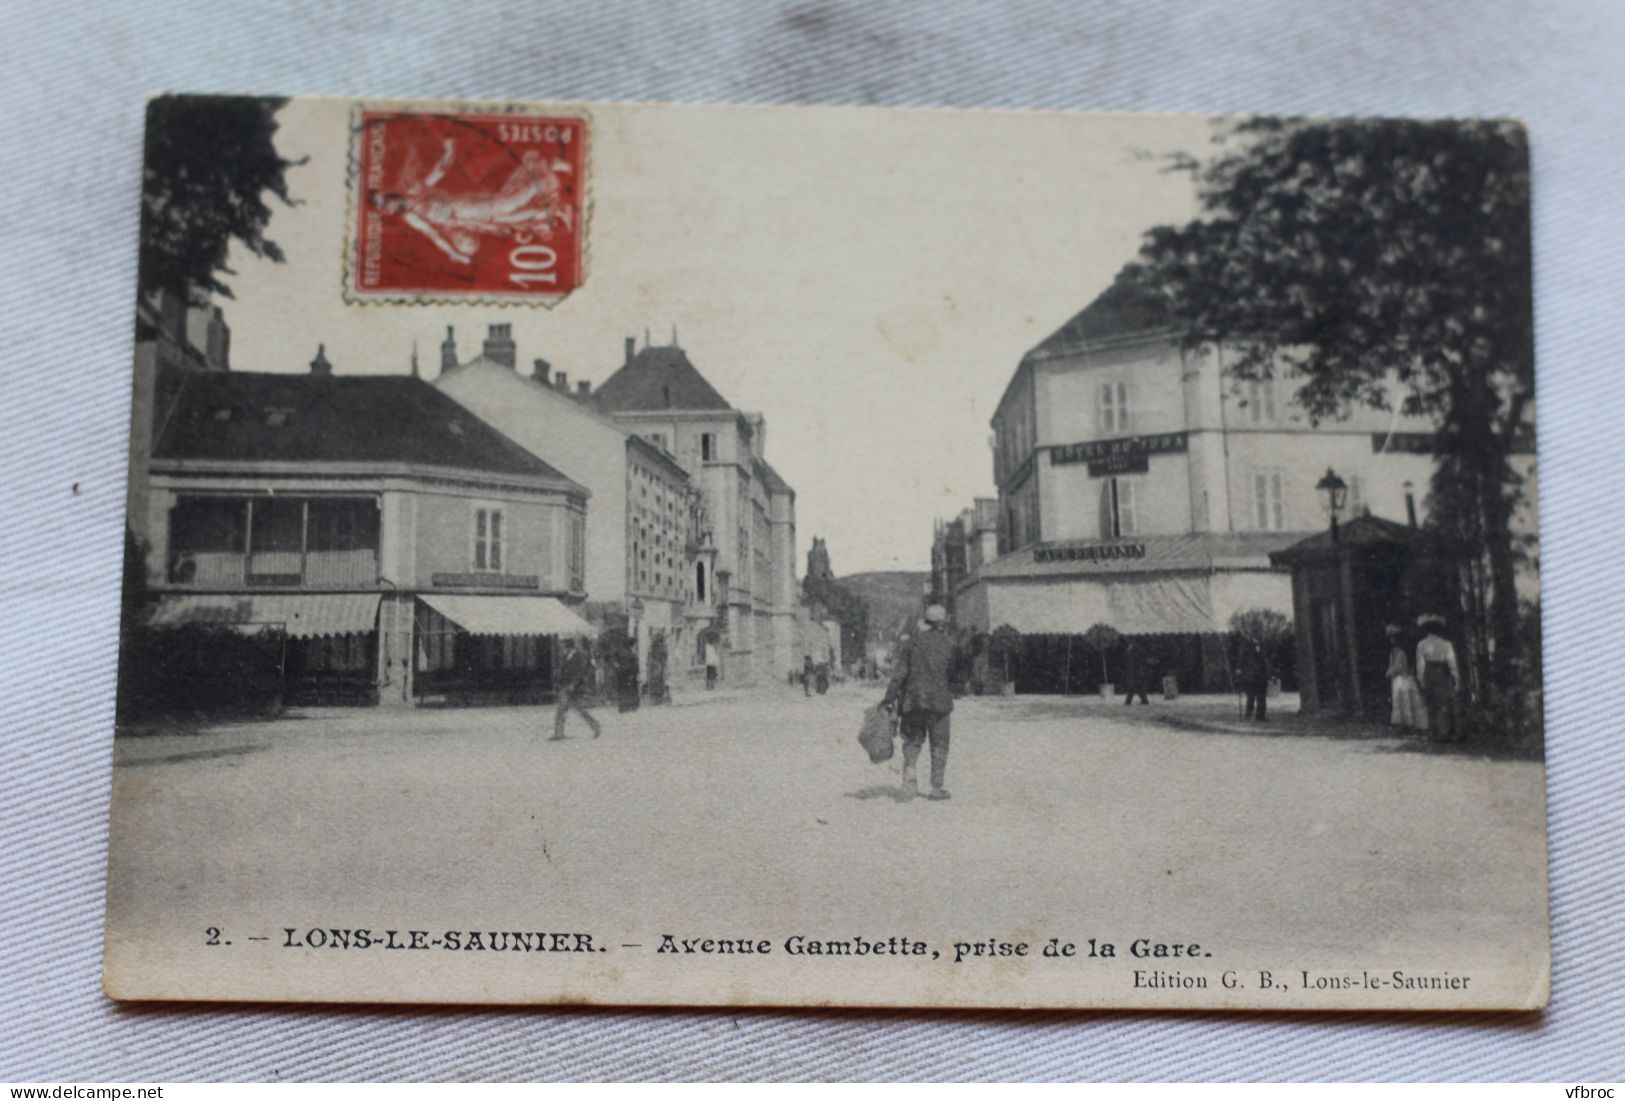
[
  {"left": 153, "top": 371, "right": 581, "bottom": 488},
  {"left": 994, "top": 264, "right": 1176, "bottom": 421},
  {"left": 754, "top": 457, "right": 794, "bottom": 497},
  {"left": 978, "top": 531, "right": 1309, "bottom": 580},
  {"left": 1268, "top": 514, "right": 1433, "bottom": 565},
  {"left": 1024, "top": 265, "right": 1174, "bottom": 363},
  {"left": 590, "top": 345, "right": 733, "bottom": 412},
  {"left": 627, "top": 433, "right": 690, "bottom": 481}
]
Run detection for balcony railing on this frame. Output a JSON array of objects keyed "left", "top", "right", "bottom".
[{"left": 171, "top": 549, "right": 379, "bottom": 589}]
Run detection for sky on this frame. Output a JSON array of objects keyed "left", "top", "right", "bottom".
[{"left": 223, "top": 97, "right": 1207, "bottom": 574}]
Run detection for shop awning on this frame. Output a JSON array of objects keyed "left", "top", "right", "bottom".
[
  {"left": 148, "top": 593, "right": 381, "bottom": 639},
  {"left": 985, "top": 572, "right": 1221, "bottom": 635},
  {"left": 417, "top": 593, "right": 597, "bottom": 637}
]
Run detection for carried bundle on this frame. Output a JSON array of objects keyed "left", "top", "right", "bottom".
[{"left": 857, "top": 702, "right": 898, "bottom": 763}]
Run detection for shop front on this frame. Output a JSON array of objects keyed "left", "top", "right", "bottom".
[
  {"left": 412, "top": 593, "right": 597, "bottom": 706},
  {"left": 145, "top": 592, "right": 383, "bottom": 707},
  {"left": 960, "top": 532, "right": 1305, "bottom": 695}
]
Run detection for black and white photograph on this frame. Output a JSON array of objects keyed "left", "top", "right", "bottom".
[{"left": 102, "top": 93, "right": 1548, "bottom": 1011}]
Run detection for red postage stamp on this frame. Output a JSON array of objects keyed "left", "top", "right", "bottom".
[{"left": 349, "top": 109, "right": 587, "bottom": 302}]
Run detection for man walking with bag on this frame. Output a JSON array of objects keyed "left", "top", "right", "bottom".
[{"left": 882, "top": 604, "right": 956, "bottom": 801}]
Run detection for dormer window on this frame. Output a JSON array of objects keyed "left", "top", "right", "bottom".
[
  {"left": 211, "top": 406, "right": 233, "bottom": 422},
  {"left": 265, "top": 408, "right": 294, "bottom": 427},
  {"left": 448, "top": 420, "right": 466, "bottom": 437}
]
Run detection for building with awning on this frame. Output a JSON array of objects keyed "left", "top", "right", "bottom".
[
  {"left": 135, "top": 352, "right": 595, "bottom": 709},
  {"left": 950, "top": 263, "right": 1443, "bottom": 695},
  {"left": 434, "top": 326, "right": 719, "bottom": 693},
  {"left": 957, "top": 532, "right": 1303, "bottom": 693}
]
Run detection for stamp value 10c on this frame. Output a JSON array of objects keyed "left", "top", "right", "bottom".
[{"left": 349, "top": 109, "right": 587, "bottom": 303}]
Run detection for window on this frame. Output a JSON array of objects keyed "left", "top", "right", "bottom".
[
  {"left": 1098, "top": 381, "right": 1131, "bottom": 435},
  {"left": 473, "top": 506, "right": 504, "bottom": 571},
  {"left": 700, "top": 433, "right": 716, "bottom": 461},
  {"left": 1099, "top": 478, "right": 1140, "bottom": 537},
  {"left": 1252, "top": 473, "right": 1287, "bottom": 531},
  {"left": 568, "top": 513, "right": 585, "bottom": 590},
  {"left": 1246, "top": 380, "right": 1278, "bottom": 425}
]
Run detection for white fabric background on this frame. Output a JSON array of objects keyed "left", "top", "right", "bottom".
[{"left": 2, "top": 0, "right": 1621, "bottom": 1081}]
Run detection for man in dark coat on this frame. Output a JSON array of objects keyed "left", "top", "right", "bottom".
[
  {"left": 1238, "top": 634, "right": 1270, "bottom": 722},
  {"left": 882, "top": 605, "right": 956, "bottom": 801},
  {"left": 1122, "top": 639, "right": 1151, "bottom": 705},
  {"left": 550, "top": 636, "right": 602, "bottom": 740}
]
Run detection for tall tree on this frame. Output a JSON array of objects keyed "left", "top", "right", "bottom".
[
  {"left": 138, "top": 95, "right": 301, "bottom": 322},
  {"left": 1129, "top": 118, "right": 1533, "bottom": 726}
]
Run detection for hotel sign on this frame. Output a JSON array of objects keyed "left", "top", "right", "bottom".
[
  {"left": 1033, "top": 542, "right": 1147, "bottom": 564},
  {"left": 1372, "top": 432, "right": 1436, "bottom": 455},
  {"left": 1375, "top": 429, "right": 1536, "bottom": 456},
  {"left": 1050, "top": 431, "right": 1188, "bottom": 477},
  {"left": 431, "top": 572, "right": 540, "bottom": 589}
]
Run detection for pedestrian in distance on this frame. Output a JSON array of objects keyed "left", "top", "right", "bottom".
[
  {"left": 1415, "top": 613, "right": 1462, "bottom": 744},
  {"left": 646, "top": 632, "right": 670, "bottom": 705},
  {"left": 802, "top": 654, "right": 815, "bottom": 697},
  {"left": 615, "top": 632, "right": 640, "bottom": 713},
  {"left": 704, "top": 638, "right": 720, "bottom": 690},
  {"left": 1122, "top": 639, "right": 1151, "bottom": 706},
  {"left": 882, "top": 604, "right": 956, "bottom": 802},
  {"left": 1238, "top": 632, "right": 1270, "bottom": 722},
  {"left": 550, "top": 635, "right": 602, "bottom": 741},
  {"left": 1385, "top": 624, "right": 1427, "bottom": 733}
]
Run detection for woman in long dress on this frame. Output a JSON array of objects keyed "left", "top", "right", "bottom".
[
  {"left": 1385, "top": 624, "right": 1427, "bottom": 732},
  {"left": 1415, "top": 614, "right": 1462, "bottom": 743}
]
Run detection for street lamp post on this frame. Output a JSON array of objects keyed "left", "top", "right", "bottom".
[
  {"left": 1314, "top": 467, "right": 1360, "bottom": 714},
  {"left": 1316, "top": 467, "right": 1349, "bottom": 542}
]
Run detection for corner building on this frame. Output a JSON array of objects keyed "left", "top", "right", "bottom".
[
  {"left": 138, "top": 356, "right": 594, "bottom": 708},
  {"left": 435, "top": 325, "right": 716, "bottom": 687},
  {"left": 957, "top": 278, "right": 1440, "bottom": 693}
]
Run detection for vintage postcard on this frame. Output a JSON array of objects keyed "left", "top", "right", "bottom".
[{"left": 105, "top": 95, "right": 1548, "bottom": 1010}]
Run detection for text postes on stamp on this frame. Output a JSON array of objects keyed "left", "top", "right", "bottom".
[{"left": 349, "top": 110, "right": 586, "bottom": 303}]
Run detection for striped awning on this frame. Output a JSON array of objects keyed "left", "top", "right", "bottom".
[
  {"left": 417, "top": 593, "right": 597, "bottom": 638},
  {"left": 148, "top": 593, "right": 381, "bottom": 639}
]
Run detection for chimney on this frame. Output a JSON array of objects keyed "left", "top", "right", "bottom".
[
  {"left": 531, "top": 358, "right": 550, "bottom": 385},
  {"left": 309, "top": 344, "right": 332, "bottom": 377},
  {"left": 555, "top": 370, "right": 569, "bottom": 391},
  {"left": 624, "top": 336, "right": 636, "bottom": 366},
  {"left": 577, "top": 380, "right": 591, "bottom": 396},
  {"left": 205, "top": 306, "right": 231, "bottom": 371},
  {"left": 483, "top": 322, "right": 516, "bottom": 368},
  {"left": 1404, "top": 481, "right": 1419, "bottom": 528},
  {"left": 440, "top": 325, "right": 458, "bottom": 374}
]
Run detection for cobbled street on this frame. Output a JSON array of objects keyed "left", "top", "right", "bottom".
[{"left": 105, "top": 684, "right": 1547, "bottom": 1006}]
